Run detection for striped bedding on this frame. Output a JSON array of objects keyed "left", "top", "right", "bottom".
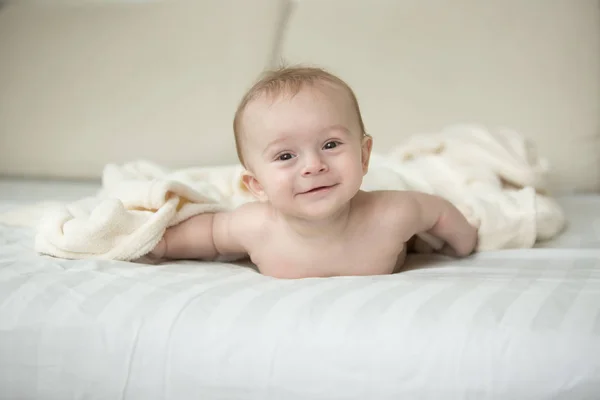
[{"left": 0, "top": 180, "right": 599, "bottom": 399}]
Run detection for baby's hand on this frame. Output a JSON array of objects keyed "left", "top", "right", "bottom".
[
  {"left": 414, "top": 224, "right": 478, "bottom": 258},
  {"left": 390, "top": 191, "right": 480, "bottom": 258},
  {"left": 148, "top": 238, "right": 167, "bottom": 259},
  {"left": 456, "top": 203, "right": 481, "bottom": 230},
  {"left": 409, "top": 193, "right": 479, "bottom": 257},
  {"left": 438, "top": 228, "right": 478, "bottom": 257},
  {"left": 448, "top": 220, "right": 479, "bottom": 257}
]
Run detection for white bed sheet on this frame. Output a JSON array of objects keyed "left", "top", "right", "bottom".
[{"left": 0, "top": 179, "right": 599, "bottom": 400}]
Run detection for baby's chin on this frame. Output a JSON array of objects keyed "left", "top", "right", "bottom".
[{"left": 282, "top": 201, "right": 352, "bottom": 221}]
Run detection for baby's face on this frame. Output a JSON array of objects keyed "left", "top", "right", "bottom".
[{"left": 240, "top": 84, "right": 372, "bottom": 220}]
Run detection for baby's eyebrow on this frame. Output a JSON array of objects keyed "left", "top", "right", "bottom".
[
  {"left": 263, "top": 135, "right": 291, "bottom": 156},
  {"left": 262, "top": 124, "right": 351, "bottom": 155},
  {"left": 320, "top": 124, "right": 350, "bottom": 135}
]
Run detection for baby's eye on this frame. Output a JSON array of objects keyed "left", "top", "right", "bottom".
[
  {"left": 323, "top": 141, "right": 340, "bottom": 150},
  {"left": 277, "top": 153, "right": 294, "bottom": 161}
]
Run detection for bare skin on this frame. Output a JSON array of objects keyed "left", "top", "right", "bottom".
[
  {"left": 151, "top": 189, "right": 477, "bottom": 279},
  {"left": 150, "top": 81, "right": 478, "bottom": 278}
]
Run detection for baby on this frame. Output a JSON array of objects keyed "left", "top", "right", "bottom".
[{"left": 150, "top": 66, "right": 478, "bottom": 278}]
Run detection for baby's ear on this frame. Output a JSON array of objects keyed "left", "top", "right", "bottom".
[
  {"left": 361, "top": 134, "right": 373, "bottom": 174},
  {"left": 241, "top": 170, "right": 267, "bottom": 201}
]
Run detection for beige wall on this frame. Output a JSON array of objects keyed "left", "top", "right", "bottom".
[{"left": 279, "top": 0, "right": 600, "bottom": 193}]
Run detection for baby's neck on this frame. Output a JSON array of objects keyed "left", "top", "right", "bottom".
[{"left": 279, "top": 203, "right": 353, "bottom": 241}]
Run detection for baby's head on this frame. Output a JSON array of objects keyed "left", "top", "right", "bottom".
[{"left": 233, "top": 66, "right": 372, "bottom": 220}]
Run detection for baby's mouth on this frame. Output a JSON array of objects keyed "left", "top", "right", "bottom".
[{"left": 301, "top": 184, "right": 338, "bottom": 194}]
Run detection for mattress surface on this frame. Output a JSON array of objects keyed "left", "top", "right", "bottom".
[{"left": 1, "top": 179, "right": 599, "bottom": 399}]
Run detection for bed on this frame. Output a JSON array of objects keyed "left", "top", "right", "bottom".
[{"left": 1, "top": 178, "right": 599, "bottom": 399}]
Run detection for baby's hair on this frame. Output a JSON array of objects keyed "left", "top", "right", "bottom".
[{"left": 233, "top": 64, "right": 367, "bottom": 166}]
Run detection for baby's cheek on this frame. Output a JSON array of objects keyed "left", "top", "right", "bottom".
[
  {"left": 269, "top": 173, "right": 295, "bottom": 195},
  {"left": 275, "top": 170, "right": 294, "bottom": 184},
  {"left": 339, "top": 151, "right": 360, "bottom": 166},
  {"left": 339, "top": 156, "right": 363, "bottom": 179}
]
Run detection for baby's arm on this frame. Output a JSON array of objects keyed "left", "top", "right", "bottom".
[
  {"left": 150, "top": 202, "right": 261, "bottom": 261},
  {"left": 391, "top": 191, "right": 478, "bottom": 257}
]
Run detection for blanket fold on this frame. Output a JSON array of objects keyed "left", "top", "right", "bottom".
[{"left": 1, "top": 124, "right": 567, "bottom": 261}]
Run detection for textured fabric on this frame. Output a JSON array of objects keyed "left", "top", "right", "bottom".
[
  {"left": 0, "top": 179, "right": 599, "bottom": 399},
  {"left": 1, "top": 224, "right": 599, "bottom": 399}
]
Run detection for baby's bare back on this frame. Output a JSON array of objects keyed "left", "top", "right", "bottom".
[{"left": 247, "top": 192, "right": 409, "bottom": 278}]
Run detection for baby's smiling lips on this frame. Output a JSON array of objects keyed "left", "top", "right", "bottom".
[{"left": 300, "top": 184, "right": 338, "bottom": 195}]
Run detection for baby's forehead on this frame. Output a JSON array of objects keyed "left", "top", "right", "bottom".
[{"left": 243, "top": 84, "right": 354, "bottom": 125}]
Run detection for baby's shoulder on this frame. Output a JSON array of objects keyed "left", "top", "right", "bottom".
[
  {"left": 356, "top": 190, "right": 422, "bottom": 229},
  {"left": 232, "top": 200, "right": 269, "bottom": 213},
  {"left": 357, "top": 190, "right": 419, "bottom": 214},
  {"left": 230, "top": 201, "right": 274, "bottom": 225},
  {"left": 223, "top": 201, "right": 274, "bottom": 238}
]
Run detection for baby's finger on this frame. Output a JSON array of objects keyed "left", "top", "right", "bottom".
[
  {"left": 439, "top": 244, "right": 459, "bottom": 257},
  {"left": 413, "top": 237, "right": 435, "bottom": 254}
]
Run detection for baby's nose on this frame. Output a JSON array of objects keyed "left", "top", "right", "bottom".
[{"left": 302, "top": 156, "right": 328, "bottom": 176}]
